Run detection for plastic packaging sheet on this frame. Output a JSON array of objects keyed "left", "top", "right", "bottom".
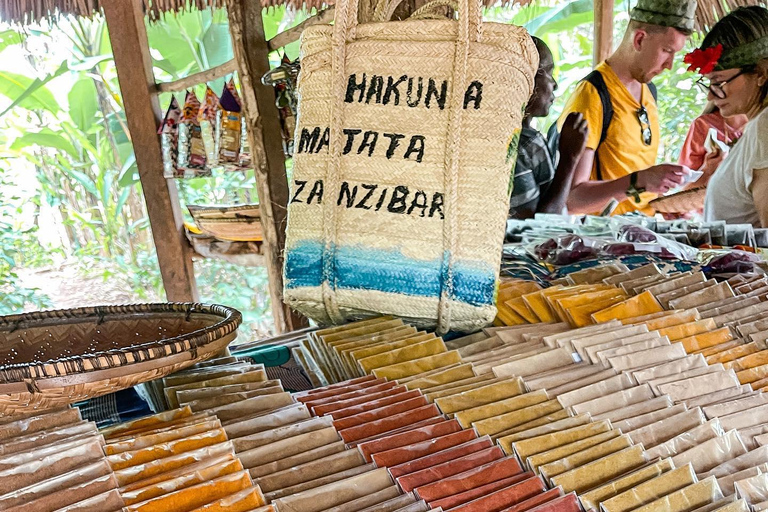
[
  {"left": 491, "top": 410, "right": 572, "bottom": 442},
  {"left": 647, "top": 365, "right": 727, "bottom": 396},
  {"left": 549, "top": 445, "right": 648, "bottom": 494},
  {"left": 645, "top": 419, "right": 725, "bottom": 460},
  {"left": 358, "top": 419, "right": 462, "bottom": 463},
  {"left": 108, "top": 429, "right": 229, "bottom": 471},
  {"left": 238, "top": 427, "right": 340, "bottom": 469},
  {"left": 571, "top": 384, "right": 655, "bottom": 417},
  {"left": 718, "top": 464, "right": 768, "bottom": 496},
  {"left": 539, "top": 435, "right": 633, "bottom": 482},
  {"left": 684, "top": 386, "right": 754, "bottom": 410},
  {"left": 352, "top": 493, "right": 417, "bottom": 512},
  {"left": 423, "top": 375, "right": 499, "bottom": 400},
  {"left": 583, "top": 333, "right": 660, "bottom": 366},
  {"left": 2, "top": 468, "right": 117, "bottom": 512},
  {"left": 231, "top": 417, "right": 332, "bottom": 453},
  {"left": 702, "top": 445, "right": 768, "bottom": 479},
  {"left": 339, "top": 404, "right": 442, "bottom": 444},
  {"left": 413, "top": 458, "right": 525, "bottom": 503},
  {"left": 657, "top": 280, "right": 716, "bottom": 310},
  {"left": 658, "top": 370, "right": 741, "bottom": 403},
  {"left": 208, "top": 393, "right": 294, "bottom": 423},
  {"left": 265, "top": 463, "right": 375, "bottom": 501},
  {"left": 0, "top": 421, "right": 96, "bottom": 457},
  {"left": 404, "top": 365, "right": 476, "bottom": 391},
  {"left": 271, "top": 467, "right": 393, "bottom": 512},
  {"left": 187, "top": 486, "right": 266, "bottom": 512},
  {"left": 545, "top": 369, "right": 619, "bottom": 397},
  {"left": 223, "top": 404, "right": 310, "bottom": 438},
  {"left": 734, "top": 472, "right": 768, "bottom": 504},
  {"left": 121, "top": 457, "right": 243, "bottom": 505},
  {"left": 628, "top": 408, "right": 706, "bottom": 449},
  {"left": 721, "top": 403, "right": 768, "bottom": 431},
  {"left": 0, "top": 408, "right": 82, "bottom": 441},
  {"left": 105, "top": 418, "right": 222, "bottom": 455},
  {"left": 0, "top": 435, "right": 105, "bottom": 495},
  {"left": 596, "top": 337, "right": 672, "bottom": 366},
  {"left": 607, "top": 344, "right": 688, "bottom": 372},
  {"left": 600, "top": 464, "right": 697, "bottom": 512},
  {"left": 371, "top": 429, "right": 478, "bottom": 468},
  {"left": 248, "top": 441, "right": 346, "bottom": 479},
  {"left": 526, "top": 430, "right": 621, "bottom": 472},
  {"left": 315, "top": 486, "right": 401, "bottom": 512},
  {"left": 687, "top": 496, "right": 739, "bottom": 512},
  {"left": 0, "top": 433, "right": 104, "bottom": 471},
  {"left": 332, "top": 396, "right": 429, "bottom": 431},
  {"left": 592, "top": 396, "right": 675, "bottom": 424},
  {"left": 704, "top": 394, "right": 768, "bottom": 420},
  {"left": 434, "top": 475, "right": 547, "bottom": 512},
  {"left": 542, "top": 322, "right": 622, "bottom": 351},
  {"left": 707, "top": 343, "right": 766, "bottom": 367},
  {"left": 175, "top": 380, "right": 282, "bottom": 405},
  {"left": 520, "top": 491, "right": 581, "bottom": 512},
  {"left": 612, "top": 403, "right": 688, "bottom": 434},
  {"left": 435, "top": 379, "right": 531, "bottom": 416},
  {"left": 165, "top": 370, "right": 268, "bottom": 409},
  {"left": 113, "top": 442, "right": 235, "bottom": 487},
  {"left": 641, "top": 310, "right": 701, "bottom": 332},
  {"left": 512, "top": 420, "right": 613, "bottom": 462},
  {"left": 492, "top": 349, "right": 575, "bottom": 379},
  {"left": 725, "top": 351, "right": 768, "bottom": 374},
  {"left": 49, "top": 488, "right": 125, "bottom": 512},
  {"left": 347, "top": 417, "right": 445, "bottom": 448},
  {"left": 578, "top": 459, "right": 674, "bottom": 511},
  {"left": 311, "top": 386, "right": 405, "bottom": 417},
  {"left": 632, "top": 355, "right": 708, "bottom": 384},
  {"left": 570, "top": 325, "right": 650, "bottom": 360},
  {"left": 645, "top": 272, "right": 706, "bottom": 297},
  {"left": 426, "top": 474, "right": 541, "bottom": 510},
  {"left": 187, "top": 388, "right": 286, "bottom": 413},
  {"left": 357, "top": 338, "right": 448, "bottom": 375},
  {"left": 498, "top": 416, "right": 591, "bottom": 455},
  {"left": 372, "top": 351, "right": 462, "bottom": 381},
  {"left": 628, "top": 477, "right": 724, "bottom": 512},
  {"left": 301, "top": 382, "right": 397, "bottom": 411},
  {"left": 255, "top": 449, "right": 365, "bottom": 493},
  {"left": 472, "top": 399, "right": 564, "bottom": 437},
  {"left": 396, "top": 446, "right": 505, "bottom": 492},
  {"left": 556, "top": 374, "right": 635, "bottom": 409},
  {"left": 387, "top": 437, "right": 493, "bottom": 479}
]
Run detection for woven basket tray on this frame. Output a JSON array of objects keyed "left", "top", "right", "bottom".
[
  {"left": 0, "top": 303, "right": 241, "bottom": 415},
  {"left": 649, "top": 187, "right": 707, "bottom": 214}
]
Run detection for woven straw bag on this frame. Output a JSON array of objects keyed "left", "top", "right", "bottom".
[
  {"left": 284, "top": 0, "right": 537, "bottom": 333},
  {"left": 0, "top": 304, "right": 241, "bottom": 415}
]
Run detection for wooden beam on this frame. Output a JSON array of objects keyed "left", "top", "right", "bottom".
[
  {"left": 102, "top": 0, "right": 198, "bottom": 303},
  {"left": 226, "top": 0, "right": 308, "bottom": 333},
  {"left": 594, "top": 0, "right": 615, "bottom": 65},
  {"left": 156, "top": 60, "right": 237, "bottom": 93},
  {"left": 267, "top": 8, "right": 335, "bottom": 52}
]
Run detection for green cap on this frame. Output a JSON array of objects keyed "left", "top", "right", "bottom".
[{"left": 630, "top": 0, "right": 698, "bottom": 32}]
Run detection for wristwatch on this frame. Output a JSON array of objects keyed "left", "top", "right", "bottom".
[{"left": 626, "top": 173, "right": 645, "bottom": 204}]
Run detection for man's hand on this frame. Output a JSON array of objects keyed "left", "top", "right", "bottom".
[
  {"left": 558, "top": 112, "right": 589, "bottom": 164},
  {"left": 635, "top": 164, "right": 688, "bottom": 195}
]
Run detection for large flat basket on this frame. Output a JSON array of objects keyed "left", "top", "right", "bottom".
[{"left": 0, "top": 303, "right": 241, "bottom": 415}]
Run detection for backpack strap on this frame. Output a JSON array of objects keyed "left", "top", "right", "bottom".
[
  {"left": 583, "top": 70, "right": 613, "bottom": 181},
  {"left": 648, "top": 81, "right": 658, "bottom": 102}
]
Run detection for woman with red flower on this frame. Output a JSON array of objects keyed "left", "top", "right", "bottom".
[{"left": 687, "top": 6, "right": 768, "bottom": 227}]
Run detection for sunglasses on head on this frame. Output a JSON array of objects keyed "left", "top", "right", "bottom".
[
  {"left": 636, "top": 106, "right": 652, "bottom": 146},
  {"left": 696, "top": 67, "right": 754, "bottom": 99}
]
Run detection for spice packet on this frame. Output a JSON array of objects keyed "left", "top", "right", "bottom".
[
  {"left": 198, "top": 86, "right": 220, "bottom": 167},
  {"left": 177, "top": 91, "right": 209, "bottom": 174},
  {"left": 219, "top": 79, "right": 242, "bottom": 164},
  {"left": 159, "top": 96, "right": 181, "bottom": 178}
]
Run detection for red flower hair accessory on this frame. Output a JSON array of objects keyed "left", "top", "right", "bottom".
[{"left": 684, "top": 44, "right": 723, "bottom": 74}]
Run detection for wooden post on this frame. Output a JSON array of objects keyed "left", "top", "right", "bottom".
[
  {"left": 225, "top": 0, "right": 307, "bottom": 333},
  {"left": 594, "top": 0, "right": 615, "bottom": 65},
  {"left": 102, "top": 0, "right": 198, "bottom": 303}
]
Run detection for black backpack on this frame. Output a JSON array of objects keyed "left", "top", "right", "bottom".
[{"left": 546, "top": 71, "right": 657, "bottom": 180}]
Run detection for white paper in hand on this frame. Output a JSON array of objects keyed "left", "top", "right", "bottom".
[{"left": 704, "top": 128, "right": 730, "bottom": 154}]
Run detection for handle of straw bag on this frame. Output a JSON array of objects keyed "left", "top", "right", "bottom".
[{"left": 373, "top": 0, "right": 460, "bottom": 23}]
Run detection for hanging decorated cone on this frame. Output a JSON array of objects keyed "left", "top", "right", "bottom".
[
  {"left": 219, "top": 80, "right": 243, "bottom": 164},
  {"left": 158, "top": 96, "right": 181, "bottom": 178},
  {"left": 199, "top": 86, "right": 221, "bottom": 168},
  {"left": 283, "top": 0, "right": 538, "bottom": 333},
  {"left": 177, "top": 90, "right": 209, "bottom": 175}
]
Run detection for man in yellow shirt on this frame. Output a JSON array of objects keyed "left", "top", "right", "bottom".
[{"left": 559, "top": 0, "right": 698, "bottom": 215}]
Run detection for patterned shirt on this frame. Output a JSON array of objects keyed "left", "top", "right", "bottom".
[{"left": 509, "top": 126, "right": 555, "bottom": 219}]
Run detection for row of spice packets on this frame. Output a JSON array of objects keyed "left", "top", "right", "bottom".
[
  {"left": 288, "top": 306, "right": 768, "bottom": 511},
  {"left": 159, "top": 78, "right": 251, "bottom": 179}
]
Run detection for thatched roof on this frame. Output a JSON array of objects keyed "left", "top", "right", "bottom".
[{"left": 0, "top": 0, "right": 763, "bottom": 30}]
